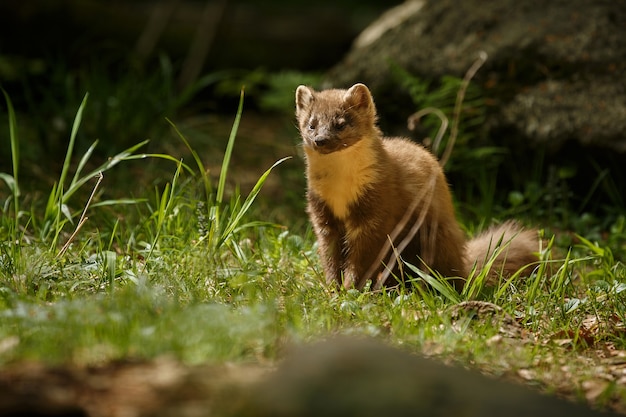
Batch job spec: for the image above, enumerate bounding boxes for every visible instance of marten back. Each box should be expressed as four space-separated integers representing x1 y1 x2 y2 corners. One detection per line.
381 137 468 287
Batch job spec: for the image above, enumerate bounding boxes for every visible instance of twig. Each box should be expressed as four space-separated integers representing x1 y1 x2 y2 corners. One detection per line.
406 51 488 168
407 107 449 156
442 51 488 167
57 172 104 258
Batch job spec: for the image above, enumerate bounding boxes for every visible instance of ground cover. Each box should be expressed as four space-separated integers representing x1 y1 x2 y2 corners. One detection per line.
1 88 626 416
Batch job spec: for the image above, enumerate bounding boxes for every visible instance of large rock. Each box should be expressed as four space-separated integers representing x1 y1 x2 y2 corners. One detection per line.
326 0 626 153
232 337 620 417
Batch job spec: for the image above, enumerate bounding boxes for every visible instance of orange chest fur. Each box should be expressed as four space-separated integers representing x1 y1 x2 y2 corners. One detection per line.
304 137 379 220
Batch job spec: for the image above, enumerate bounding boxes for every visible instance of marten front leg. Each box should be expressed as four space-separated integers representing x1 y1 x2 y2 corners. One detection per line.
307 194 344 287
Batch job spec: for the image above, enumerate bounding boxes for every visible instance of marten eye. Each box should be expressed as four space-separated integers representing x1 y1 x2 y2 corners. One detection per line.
308 119 317 130
334 117 348 130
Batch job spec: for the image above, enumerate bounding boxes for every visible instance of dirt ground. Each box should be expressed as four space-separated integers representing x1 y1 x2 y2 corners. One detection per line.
0 357 267 417
2 337 624 417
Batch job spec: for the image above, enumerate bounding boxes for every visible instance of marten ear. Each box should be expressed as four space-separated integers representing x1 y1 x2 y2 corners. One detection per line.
296 85 315 113
344 83 374 112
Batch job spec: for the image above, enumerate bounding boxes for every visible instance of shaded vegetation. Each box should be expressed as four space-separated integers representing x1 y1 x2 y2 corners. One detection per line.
1 80 626 414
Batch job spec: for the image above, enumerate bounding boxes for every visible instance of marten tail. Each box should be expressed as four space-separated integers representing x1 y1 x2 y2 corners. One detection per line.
464 221 540 285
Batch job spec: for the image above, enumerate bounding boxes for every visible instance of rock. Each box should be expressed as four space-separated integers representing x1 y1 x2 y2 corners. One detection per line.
326 0 626 154
232 336 620 417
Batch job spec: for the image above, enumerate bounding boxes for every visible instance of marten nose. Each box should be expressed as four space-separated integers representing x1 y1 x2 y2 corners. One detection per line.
314 136 330 147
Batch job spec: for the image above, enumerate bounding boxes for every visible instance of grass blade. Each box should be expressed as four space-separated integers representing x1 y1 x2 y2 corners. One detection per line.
219 157 290 245
58 93 89 199
167 118 212 201
405 262 461 303
217 88 244 205
2 88 19 193
69 140 99 190
1 88 21 239
146 160 184 261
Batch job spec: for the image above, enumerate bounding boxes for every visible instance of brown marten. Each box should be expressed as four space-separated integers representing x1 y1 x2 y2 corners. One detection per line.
295 83 538 291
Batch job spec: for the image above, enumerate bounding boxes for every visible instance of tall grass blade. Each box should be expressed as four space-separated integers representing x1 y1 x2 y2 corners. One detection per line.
217 89 244 205
69 140 99 191
551 247 572 296
219 157 290 246
63 140 152 203
43 94 88 234
105 250 117 291
58 93 89 200
146 160 183 261
575 234 604 257
405 262 461 304
167 118 213 201
1 88 20 237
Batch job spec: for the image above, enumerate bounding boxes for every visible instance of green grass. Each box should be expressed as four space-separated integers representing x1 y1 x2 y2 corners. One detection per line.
1 89 626 413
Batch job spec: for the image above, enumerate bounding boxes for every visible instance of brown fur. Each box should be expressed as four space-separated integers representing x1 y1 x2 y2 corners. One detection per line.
465 221 540 285
296 83 539 291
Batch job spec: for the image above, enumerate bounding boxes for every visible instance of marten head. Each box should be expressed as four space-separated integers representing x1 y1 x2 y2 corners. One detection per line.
295 83 381 154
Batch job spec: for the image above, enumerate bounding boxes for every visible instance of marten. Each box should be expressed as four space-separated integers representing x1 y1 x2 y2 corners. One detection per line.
295 83 539 291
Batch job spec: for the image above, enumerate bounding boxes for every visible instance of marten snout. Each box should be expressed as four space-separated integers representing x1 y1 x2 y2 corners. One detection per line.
314 136 330 147
311 136 340 154
307 131 344 154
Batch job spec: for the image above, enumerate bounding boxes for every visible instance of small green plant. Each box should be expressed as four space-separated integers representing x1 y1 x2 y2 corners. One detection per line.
2 92 188 246
0 89 20 247
168 89 289 259
0 91 193 297
391 59 495 167
392 57 509 222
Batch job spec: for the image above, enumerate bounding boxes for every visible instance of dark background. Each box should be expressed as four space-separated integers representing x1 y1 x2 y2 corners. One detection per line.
0 0 401 181
1 0 624 242
0 0 399 73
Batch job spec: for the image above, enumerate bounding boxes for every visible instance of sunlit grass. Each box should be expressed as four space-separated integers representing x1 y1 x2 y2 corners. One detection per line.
1 89 626 413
